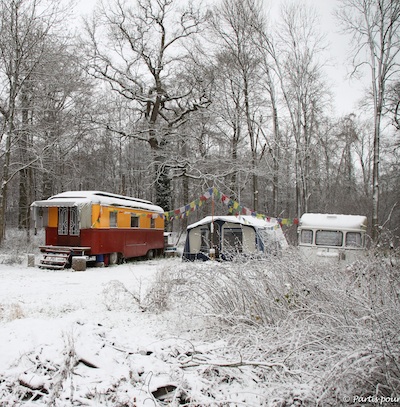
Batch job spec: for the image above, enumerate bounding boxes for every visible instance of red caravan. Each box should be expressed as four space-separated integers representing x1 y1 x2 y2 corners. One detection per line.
31 191 165 267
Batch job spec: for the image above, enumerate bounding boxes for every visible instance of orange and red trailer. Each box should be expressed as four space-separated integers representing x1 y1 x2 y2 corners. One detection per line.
31 191 165 268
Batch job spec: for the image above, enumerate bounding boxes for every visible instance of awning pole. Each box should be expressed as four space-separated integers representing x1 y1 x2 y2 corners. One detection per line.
210 190 215 260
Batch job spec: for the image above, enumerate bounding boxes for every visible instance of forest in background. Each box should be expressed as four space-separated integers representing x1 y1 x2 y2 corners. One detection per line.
0 0 399 246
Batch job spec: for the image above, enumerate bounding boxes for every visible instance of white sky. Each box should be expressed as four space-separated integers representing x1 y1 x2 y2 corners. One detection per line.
313 1 367 116
268 0 366 116
73 0 366 117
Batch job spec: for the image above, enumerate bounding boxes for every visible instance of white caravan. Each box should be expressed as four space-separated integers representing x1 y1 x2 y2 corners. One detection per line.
298 213 367 263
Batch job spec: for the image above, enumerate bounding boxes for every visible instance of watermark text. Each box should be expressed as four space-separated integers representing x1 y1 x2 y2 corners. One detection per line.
343 395 400 404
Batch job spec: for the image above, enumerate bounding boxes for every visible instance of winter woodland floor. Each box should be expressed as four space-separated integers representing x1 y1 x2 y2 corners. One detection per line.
0 235 399 406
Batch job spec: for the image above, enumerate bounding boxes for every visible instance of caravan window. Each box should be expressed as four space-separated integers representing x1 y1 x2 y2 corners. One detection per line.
316 230 343 246
69 207 79 236
223 228 243 253
301 229 313 244
58 207 68 235
346 232 362 247
200 228 210 252
131 214 139 228
110 211 117 228
58 207 79 235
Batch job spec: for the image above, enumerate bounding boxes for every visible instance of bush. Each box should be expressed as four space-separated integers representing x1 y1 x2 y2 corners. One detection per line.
150 252 400 405
0 228 43 265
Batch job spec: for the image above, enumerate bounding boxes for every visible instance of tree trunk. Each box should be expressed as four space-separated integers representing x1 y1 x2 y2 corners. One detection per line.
0 122 13 243
18 87 31 230
229 97 240 196
371 104 381 241
270 87 280 216
181 171 189 231
243 76 259 212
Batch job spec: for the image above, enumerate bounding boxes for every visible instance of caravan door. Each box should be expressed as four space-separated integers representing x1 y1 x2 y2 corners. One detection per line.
57 206 80 245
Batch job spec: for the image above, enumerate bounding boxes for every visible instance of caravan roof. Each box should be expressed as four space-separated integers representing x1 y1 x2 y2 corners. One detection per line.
299 213 367 230
31 191 164 213
187 215 279 230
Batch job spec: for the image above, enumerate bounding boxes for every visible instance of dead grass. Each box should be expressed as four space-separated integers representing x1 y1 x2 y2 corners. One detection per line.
0 303 25 321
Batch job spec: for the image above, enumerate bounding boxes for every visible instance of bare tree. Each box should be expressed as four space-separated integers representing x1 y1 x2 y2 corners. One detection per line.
32 40 96 198
336 0 400 240
243 2 283 216
207 0 267 212
272 2 330 216
83 0 210 209
0 0 68 243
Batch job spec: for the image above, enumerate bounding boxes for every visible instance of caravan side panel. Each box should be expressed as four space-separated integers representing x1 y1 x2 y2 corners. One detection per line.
182 225 211 261
188 226 203 254
242 225 256 253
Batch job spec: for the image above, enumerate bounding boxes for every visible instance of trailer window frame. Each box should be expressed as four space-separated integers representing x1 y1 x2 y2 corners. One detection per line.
315 230 343 247
300 229 313 245
69 206 79 236
130 214 139 228
58 207 68 235
110 211 118 228
200 228 210 252
345 231 363 248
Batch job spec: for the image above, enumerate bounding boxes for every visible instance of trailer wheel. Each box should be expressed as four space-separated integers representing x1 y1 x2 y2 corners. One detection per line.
146 249 154 259
109 252 118 265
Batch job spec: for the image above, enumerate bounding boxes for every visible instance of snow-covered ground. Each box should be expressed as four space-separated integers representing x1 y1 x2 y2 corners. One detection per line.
0 248 399 406
0 257 288 406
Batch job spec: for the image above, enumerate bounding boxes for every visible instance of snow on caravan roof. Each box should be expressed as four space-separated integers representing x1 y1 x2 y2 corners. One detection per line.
187 215 289 249
31 191 164 213
187 215 280 230
299 213 367 230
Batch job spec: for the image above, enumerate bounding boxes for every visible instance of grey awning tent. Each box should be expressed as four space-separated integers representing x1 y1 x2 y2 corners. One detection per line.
183 215 288 261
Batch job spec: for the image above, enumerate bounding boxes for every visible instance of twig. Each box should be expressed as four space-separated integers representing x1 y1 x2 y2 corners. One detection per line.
78 358 98 369
180 358 299 375
381 202 397 228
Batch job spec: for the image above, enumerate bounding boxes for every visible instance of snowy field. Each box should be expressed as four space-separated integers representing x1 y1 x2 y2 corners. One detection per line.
0 245 399 406
0 258 205 406
0 257 282 406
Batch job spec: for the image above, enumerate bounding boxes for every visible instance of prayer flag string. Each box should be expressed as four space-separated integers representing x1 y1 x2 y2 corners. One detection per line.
162 187 299 226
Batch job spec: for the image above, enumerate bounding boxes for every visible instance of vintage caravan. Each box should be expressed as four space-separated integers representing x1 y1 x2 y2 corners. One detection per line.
31 191 164 269
183 215 288 261
297 213 367 263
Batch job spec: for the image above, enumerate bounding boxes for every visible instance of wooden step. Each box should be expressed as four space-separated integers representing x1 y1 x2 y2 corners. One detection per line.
38 263 66 270
38 246 92 270
40 246 91 254
39 251 70 270
42 253 69 259
41 259 67 265
41 252 69 257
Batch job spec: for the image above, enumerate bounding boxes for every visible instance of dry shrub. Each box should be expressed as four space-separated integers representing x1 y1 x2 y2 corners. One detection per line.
0 229 44 265
144 269 175 312
153 252 400 405
102 272 173 313
0 303 25 321
8 303 24 320
102 280 145 311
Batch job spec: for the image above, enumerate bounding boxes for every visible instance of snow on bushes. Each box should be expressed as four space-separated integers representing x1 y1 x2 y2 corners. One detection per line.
158 253 400 405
